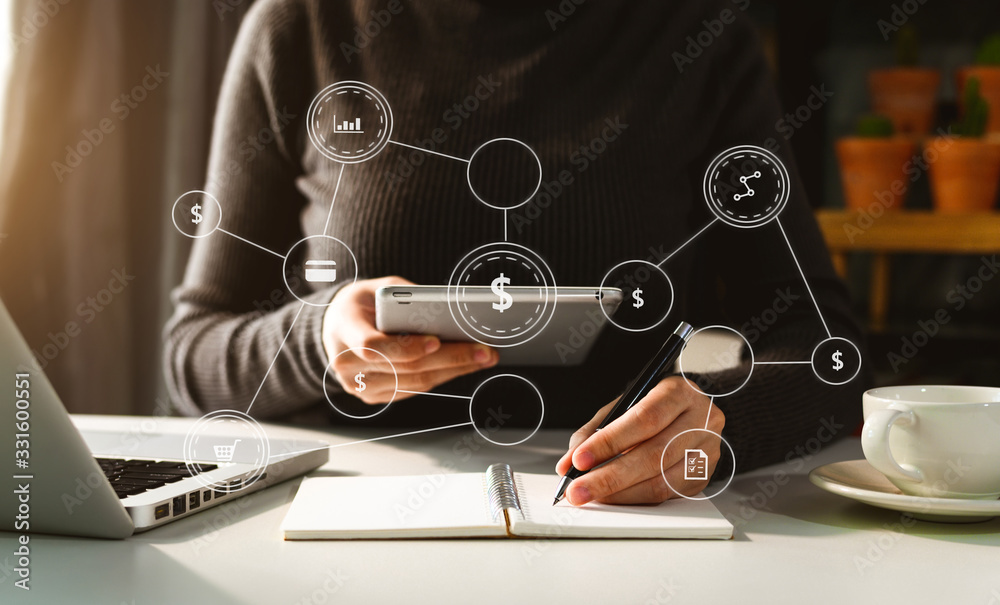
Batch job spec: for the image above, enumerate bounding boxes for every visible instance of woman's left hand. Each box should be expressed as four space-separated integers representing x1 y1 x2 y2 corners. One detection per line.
555 376 724 505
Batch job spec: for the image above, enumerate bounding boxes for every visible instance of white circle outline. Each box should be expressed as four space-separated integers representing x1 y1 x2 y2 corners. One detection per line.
454 251 548 342
281 234 359 307
702 144 790 229
678 324 755 398
468 374 545 446
306 81 393 164
172 190 222 239
466 138 543 211
183 410 270 492
447 242 558 348
322 347 398 419
598 260 675 333
810 337 862 386
661 428 735 501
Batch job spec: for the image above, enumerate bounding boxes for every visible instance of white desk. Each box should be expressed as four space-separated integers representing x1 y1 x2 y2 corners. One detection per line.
4 415 999 604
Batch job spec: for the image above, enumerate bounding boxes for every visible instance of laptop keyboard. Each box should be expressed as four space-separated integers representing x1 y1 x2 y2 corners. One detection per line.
95 458 218 499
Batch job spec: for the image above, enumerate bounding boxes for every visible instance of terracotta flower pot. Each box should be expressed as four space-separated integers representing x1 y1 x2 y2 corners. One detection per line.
956 66 1000 133
868 68 941 136
927 138 1000 212
836 137 918 211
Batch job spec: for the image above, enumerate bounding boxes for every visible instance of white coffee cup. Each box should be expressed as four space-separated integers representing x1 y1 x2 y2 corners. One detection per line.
861 385 1000 499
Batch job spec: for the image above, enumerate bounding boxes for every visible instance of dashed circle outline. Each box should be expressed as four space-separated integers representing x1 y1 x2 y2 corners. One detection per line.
183 409 270 493
660 428 736 501
447 242 558 348
281 234 359 307
466 138 543 211
811 337 862 386
306 81 393 164
172 190 222 239
469 374 545 446
323 347 398 420
678 324 755 398
598 260 674 333
703 144 790 229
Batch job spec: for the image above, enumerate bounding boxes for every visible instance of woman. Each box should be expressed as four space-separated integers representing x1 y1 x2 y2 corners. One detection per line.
165 0 864 506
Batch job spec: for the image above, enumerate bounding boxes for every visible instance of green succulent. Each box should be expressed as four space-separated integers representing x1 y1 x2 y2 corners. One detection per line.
975 34 1000 65
855 114 895 138
953 77 990 137
896 25 919 67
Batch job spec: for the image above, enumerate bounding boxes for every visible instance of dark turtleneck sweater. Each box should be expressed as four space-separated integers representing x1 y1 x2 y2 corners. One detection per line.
164 0 865 474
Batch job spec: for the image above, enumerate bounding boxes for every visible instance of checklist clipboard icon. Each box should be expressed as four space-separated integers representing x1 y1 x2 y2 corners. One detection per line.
684 449 708 481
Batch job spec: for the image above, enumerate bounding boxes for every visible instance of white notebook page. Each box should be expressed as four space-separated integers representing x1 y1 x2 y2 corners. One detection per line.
508 473 733 539
282 474 507 539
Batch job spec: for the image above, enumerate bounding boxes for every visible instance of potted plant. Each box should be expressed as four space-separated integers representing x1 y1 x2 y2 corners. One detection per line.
957 33 1000 134
928 78 1000 212
868 25 941 136
836 115 917 211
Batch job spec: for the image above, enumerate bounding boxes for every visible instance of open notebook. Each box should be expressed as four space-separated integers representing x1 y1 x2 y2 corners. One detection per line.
282 464 733 540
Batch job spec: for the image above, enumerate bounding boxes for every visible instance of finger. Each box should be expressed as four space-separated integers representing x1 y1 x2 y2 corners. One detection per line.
572 380 687 471
595 473 691 505
556 399 618 474
395 363 491 394
566 435 665 505
390 342 497 373
340 318 440 364
334 371 398 404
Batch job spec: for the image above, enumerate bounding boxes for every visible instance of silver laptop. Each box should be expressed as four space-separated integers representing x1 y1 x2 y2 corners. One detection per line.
0 298 329 538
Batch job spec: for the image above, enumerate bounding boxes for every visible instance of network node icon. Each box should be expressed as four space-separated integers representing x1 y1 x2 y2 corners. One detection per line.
703 145 790 228
306 81 393 164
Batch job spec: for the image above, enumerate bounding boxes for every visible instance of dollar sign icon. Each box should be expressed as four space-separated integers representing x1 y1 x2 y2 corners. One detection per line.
491 273 512 313
354 372 366 392
632 288 644 309
190 203 203 225
831 350 843 371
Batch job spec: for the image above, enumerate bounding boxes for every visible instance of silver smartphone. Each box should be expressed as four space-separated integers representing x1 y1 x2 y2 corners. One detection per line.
375 285 623 366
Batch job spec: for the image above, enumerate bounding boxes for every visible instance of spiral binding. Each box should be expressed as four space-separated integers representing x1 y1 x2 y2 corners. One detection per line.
485 463 522 521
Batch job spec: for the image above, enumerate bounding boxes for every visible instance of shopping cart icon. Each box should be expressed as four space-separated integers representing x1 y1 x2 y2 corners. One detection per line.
213 439 241 462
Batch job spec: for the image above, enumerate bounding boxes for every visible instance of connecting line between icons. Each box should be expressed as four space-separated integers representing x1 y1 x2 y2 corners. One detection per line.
704 396 714 429
658 218 719 267
217 228 286 260
323 163 346 236
753 360 812 365
245 302 305 415
388 139 470 164
266 421 475 460
396 389 473 401
503 209 508 242
775 217 832 339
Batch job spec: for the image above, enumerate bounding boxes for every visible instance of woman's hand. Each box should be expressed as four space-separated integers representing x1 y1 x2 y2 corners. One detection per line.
555 376 724 505
322 276 498 404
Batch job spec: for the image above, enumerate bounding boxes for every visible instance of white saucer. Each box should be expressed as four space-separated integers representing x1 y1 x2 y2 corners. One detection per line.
809 460 1000 523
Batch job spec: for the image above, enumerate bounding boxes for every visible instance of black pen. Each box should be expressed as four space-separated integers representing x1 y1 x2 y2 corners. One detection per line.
552 321 694 505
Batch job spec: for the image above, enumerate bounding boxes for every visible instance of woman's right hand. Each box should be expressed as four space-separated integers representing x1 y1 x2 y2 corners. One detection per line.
322 276 498 404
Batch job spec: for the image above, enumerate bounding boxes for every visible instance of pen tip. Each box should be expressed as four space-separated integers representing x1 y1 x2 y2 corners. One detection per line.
552 498 560 506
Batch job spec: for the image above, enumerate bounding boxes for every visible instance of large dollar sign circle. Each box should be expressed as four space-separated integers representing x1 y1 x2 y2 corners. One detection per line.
448 242 557 348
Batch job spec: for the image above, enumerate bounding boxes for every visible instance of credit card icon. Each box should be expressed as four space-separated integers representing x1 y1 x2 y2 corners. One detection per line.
305 260 337 283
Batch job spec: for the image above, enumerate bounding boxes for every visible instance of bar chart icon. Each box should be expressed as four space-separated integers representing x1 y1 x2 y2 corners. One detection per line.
334 115 364 134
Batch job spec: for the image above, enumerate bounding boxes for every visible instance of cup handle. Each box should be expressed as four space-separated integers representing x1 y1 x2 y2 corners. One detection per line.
861 405 924 483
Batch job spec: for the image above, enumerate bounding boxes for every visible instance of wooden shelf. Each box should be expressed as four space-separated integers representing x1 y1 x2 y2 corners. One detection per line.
815 210 1000 254
814 210 1000 332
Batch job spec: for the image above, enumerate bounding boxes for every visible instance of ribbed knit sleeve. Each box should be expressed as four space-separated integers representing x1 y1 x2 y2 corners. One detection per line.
164 0 334 419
